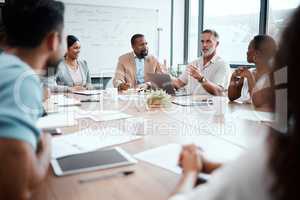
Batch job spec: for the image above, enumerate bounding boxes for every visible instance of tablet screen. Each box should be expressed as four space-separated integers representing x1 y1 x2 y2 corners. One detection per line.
54 148 134 174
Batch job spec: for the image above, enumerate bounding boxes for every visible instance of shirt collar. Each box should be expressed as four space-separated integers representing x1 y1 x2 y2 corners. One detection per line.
202 53 218 68
206 53 218 64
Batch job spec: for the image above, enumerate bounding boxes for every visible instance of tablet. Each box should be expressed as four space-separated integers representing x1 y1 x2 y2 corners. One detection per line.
51 147 137 176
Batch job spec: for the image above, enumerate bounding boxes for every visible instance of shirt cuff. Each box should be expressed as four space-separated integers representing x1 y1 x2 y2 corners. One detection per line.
115 80 124 88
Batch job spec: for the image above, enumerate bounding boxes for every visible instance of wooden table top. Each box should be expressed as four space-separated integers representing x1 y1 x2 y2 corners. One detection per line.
34 93 271 200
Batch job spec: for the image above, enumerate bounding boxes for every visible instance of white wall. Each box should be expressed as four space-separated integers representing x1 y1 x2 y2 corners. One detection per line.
61 0 177 72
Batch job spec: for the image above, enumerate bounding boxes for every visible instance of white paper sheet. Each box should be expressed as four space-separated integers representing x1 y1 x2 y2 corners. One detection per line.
49 95 81 106
45 106 81 114
37 113 78 129
135 140 244 177
135 144 210 180
79 110 133 122
52 127 142 158
135 144 183 174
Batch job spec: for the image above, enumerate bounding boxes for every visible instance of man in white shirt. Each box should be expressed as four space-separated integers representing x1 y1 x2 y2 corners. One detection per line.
173 29 230 96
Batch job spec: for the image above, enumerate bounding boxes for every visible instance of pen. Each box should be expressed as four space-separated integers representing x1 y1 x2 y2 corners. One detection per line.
80 99 100 102
78 170 134 184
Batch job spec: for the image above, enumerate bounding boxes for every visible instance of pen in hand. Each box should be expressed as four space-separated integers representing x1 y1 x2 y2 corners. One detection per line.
78 170 134 184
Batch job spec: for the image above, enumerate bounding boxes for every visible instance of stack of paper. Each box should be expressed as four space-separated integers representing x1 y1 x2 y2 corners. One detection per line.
52 127 142 158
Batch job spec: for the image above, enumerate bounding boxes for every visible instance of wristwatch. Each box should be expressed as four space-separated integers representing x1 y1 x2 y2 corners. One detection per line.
198 76 207 84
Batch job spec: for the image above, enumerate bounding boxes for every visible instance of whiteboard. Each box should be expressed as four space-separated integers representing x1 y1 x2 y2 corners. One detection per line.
64 3 159 76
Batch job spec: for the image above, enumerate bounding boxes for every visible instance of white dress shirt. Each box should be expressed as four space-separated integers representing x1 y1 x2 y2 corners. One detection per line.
179 55 230 95
68 66 83 86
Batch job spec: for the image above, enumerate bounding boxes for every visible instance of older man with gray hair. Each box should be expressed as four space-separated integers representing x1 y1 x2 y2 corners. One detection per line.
173 29 230 96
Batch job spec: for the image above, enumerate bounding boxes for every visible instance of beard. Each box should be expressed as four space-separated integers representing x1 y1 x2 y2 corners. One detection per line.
202 47 215 57
137 49 148 59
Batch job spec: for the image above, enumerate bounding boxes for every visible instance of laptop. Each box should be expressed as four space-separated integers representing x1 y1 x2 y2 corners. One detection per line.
147 73 190 96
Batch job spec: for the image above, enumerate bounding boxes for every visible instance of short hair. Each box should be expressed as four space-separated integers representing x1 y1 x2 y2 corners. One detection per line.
202 29 219 41
252 34 276 51
131 34 144 46
0 7 6 44
67 35 79 48
251 35 277 59
2 0 65 48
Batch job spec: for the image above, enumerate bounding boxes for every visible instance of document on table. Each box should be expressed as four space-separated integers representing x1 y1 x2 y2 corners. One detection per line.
135 144 183 174
135 140 244 178
78 110 133 122
37 113 78 129
49 95 81 106
134 144 210 180
72 90 103 96
45 106 81 115
51 127 142 158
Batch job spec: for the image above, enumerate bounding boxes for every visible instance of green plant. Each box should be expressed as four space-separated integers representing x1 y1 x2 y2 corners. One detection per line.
146 89 172 107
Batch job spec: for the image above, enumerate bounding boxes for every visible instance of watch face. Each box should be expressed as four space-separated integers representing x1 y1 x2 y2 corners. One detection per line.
199 76 206 83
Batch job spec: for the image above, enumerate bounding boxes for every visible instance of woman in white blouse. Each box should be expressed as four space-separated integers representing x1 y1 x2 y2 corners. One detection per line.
170 6 298 200
47 35 92 92
228 35 277 110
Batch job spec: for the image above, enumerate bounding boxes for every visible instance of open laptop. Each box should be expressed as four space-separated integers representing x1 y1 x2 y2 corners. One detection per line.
147 73 190 96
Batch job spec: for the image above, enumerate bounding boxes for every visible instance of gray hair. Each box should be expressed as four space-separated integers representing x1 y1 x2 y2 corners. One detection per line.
202 29 219 41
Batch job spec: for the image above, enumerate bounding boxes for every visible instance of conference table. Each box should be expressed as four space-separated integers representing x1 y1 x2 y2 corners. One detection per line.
32 91 271 200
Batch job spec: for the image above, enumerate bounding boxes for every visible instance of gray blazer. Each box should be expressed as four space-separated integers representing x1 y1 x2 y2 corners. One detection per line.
46 59 92 92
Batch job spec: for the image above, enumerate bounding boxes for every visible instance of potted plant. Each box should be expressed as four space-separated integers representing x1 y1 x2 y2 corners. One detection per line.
146 89 172 108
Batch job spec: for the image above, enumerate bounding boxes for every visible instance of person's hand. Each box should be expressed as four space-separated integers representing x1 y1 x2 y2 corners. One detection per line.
236 67 251 79
178 144 203 173
43 87 51 101
137 82 151 92
118 83 130 91
36 133 51 157
187 65 203 81
230 69 244 86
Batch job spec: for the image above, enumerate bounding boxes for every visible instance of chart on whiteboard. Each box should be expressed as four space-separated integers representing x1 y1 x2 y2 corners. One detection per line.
65 3 159 76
